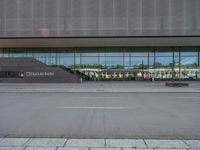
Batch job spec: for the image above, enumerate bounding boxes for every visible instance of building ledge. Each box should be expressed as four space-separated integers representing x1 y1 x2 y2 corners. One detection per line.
0 37 200 48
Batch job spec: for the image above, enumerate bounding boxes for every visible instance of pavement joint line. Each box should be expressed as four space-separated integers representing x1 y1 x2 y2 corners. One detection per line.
21 138 31 147
182 140 192 149
62 138 69 147
143 139 149 148
77 97 123 99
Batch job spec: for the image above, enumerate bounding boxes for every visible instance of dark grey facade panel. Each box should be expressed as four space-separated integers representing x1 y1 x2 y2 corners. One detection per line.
0 0 200 37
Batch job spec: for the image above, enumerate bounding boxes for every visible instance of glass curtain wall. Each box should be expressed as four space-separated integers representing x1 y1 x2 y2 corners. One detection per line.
180 47 199 80
154 48 173 80
0 47 199 81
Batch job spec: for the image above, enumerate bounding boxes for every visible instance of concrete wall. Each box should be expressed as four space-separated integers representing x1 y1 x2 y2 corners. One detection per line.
0 0 200 37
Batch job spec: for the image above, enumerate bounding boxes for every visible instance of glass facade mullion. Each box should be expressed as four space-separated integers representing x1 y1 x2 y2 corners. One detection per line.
123 48 125 67
178 47 181 79
147 48 149 69
198 47 200 67
98 48 100 66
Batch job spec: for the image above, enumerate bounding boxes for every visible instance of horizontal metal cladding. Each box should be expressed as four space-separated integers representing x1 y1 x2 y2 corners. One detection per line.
0 0 200 37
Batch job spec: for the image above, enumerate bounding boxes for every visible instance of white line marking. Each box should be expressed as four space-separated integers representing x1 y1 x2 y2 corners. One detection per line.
77 97 123 99
56 106 134 110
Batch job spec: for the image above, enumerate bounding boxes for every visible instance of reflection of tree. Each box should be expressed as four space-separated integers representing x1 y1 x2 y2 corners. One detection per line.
169 63 174 68
132 63 148 69
110 64 124 69
154 62 162 68
181 63 198 69
70 64 103 69
69 64 125 70
154 62 175 68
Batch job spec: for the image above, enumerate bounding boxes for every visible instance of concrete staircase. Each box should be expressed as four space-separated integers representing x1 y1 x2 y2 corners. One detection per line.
0 58 80 83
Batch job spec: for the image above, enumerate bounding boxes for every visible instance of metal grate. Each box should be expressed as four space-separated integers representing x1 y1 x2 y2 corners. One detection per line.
0 0 199 37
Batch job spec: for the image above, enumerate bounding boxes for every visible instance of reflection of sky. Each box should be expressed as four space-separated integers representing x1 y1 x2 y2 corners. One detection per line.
1 51 199 68
155 57 172 65
181 52 198 57
82 57 98 65
131 57 148 65
130 52 148 57
181 57 197 65
105 57 123 66
59 57 74 66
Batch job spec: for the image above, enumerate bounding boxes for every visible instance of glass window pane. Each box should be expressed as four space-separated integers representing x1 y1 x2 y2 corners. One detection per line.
181 52 198 57
75 52 81 57
155 57 173 68
106 52 124 57
181 56 198 68
149 51 154 57
124 52 130 57
149 57 154 69
131 57 148 68
181 47 198 55
81 57 99 65
81 52 99 57
131 52 148 57
99 49 106 57
106 57 123 66
181 48 198 68
57 52 74 57
78 48 99 57
126 48 148 57
75 56 81 65
155 48 173 57
99 57 106 66
59 56 74 67
124 57 130 67
105 48 124 56
174 47 180 57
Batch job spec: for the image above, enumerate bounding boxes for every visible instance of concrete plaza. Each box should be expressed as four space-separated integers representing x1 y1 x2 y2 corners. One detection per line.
0 88 200 138
0 138 200 150
0 81 200 93
0 82 200 149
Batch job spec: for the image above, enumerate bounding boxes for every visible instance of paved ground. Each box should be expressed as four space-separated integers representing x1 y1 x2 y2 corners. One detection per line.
0 138 200 150
0 81 200 93
0 92 200 139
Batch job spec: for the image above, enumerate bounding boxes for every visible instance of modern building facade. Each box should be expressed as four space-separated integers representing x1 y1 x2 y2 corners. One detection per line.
0 0 200 81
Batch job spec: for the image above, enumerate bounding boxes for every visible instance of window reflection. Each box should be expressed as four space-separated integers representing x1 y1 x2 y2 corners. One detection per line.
82 57 99 65
131 52 148 57
180 48 198 79
124 57 130 67
105 48 124 57
131 57 148 69
0 47 199 81
155 57 173 68
149 57 154 69
106 57 124 67
181 51 198 69
99 57 106 67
